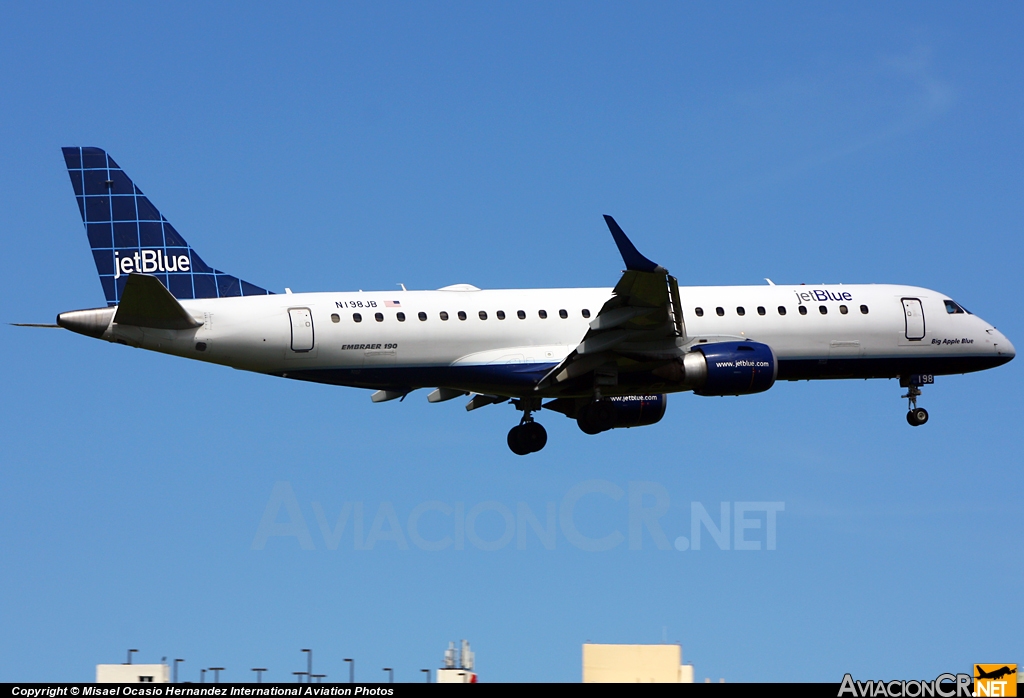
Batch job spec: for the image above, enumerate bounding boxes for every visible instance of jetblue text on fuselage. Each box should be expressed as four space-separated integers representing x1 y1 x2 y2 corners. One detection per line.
113 249 191 278
794 289 853 303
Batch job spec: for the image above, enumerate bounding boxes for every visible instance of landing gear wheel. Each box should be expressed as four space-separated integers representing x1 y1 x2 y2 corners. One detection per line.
906 408 929 426
507 421 547 455
507 425 530 455
521 421 547 452
901 379 930 427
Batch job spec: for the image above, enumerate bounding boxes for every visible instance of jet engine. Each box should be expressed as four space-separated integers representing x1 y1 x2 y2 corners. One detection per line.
653 341 777 396
546 394 668 435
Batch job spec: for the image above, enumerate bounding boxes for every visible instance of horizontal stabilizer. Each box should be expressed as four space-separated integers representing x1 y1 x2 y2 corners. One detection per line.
114 273 203 330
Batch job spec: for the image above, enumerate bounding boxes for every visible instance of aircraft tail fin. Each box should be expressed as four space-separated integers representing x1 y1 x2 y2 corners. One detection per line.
62 147 272 306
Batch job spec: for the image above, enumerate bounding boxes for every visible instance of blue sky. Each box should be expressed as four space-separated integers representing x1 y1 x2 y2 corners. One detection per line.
1 2 1021 683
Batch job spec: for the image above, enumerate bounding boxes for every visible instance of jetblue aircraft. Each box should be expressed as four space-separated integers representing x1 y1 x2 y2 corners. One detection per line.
44 147 1015 454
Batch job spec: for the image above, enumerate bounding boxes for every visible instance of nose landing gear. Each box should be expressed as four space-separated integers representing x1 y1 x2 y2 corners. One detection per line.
507 399 547 455
906 406 929 426
901 374 933 427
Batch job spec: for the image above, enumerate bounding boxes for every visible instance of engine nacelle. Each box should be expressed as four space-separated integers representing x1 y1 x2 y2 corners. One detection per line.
601 394 667 428
564 394 667 434
690 341 777 396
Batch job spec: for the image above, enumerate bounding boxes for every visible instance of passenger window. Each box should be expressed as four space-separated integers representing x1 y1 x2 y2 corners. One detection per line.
559 309 568 319
695 307 704 317
538 310 547 319
860 305 869 315
353 313 362 323
479 311 487 320
736 307 745 316
757 306 766 316
517 310 526 319
582 309 591 318
716 307 724 317
440 311 449 321
778 306 787 316
798 305 807 315
839 305 848 315
819 305 827 315
418 311 427 321
497 310 506 320
458 311 467 321
331 313 340 323
396 312 406 322
375 312 384 322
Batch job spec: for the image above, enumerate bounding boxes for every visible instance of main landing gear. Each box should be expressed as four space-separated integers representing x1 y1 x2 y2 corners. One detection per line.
507 399 547 455
901 374 932 427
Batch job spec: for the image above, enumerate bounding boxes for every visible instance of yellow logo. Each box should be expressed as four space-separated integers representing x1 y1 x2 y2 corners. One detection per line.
974 665 1017 697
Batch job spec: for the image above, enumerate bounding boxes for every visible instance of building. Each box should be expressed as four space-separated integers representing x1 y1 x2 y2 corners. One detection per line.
582 643 694 683
96 663 170 683
436 640 477 683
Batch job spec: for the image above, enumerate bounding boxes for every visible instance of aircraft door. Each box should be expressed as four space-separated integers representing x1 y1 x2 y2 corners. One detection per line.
288 307 315 352
902 298 925 341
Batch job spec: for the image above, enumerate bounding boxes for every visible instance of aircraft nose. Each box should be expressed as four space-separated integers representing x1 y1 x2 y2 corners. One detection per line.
994 329 1015 360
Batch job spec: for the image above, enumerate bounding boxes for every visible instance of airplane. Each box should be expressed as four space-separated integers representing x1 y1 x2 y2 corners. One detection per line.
975 666 1016 681
41 147 1015 455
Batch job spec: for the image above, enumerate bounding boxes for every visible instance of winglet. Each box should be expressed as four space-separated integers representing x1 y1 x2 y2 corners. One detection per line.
603 215 666 273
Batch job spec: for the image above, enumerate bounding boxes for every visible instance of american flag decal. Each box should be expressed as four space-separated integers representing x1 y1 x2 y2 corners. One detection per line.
385 300 401 308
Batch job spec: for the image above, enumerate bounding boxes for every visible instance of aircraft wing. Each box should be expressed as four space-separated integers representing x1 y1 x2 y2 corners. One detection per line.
536 216 685 394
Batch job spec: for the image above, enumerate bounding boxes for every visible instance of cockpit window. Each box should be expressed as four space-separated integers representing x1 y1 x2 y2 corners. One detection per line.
944 300 969 315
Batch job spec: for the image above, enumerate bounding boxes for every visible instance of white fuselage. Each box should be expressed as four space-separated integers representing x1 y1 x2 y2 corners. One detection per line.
97 282 1014 398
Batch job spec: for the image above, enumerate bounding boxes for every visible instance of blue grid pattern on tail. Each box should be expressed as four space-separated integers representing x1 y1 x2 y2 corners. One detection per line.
62 147 272 306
